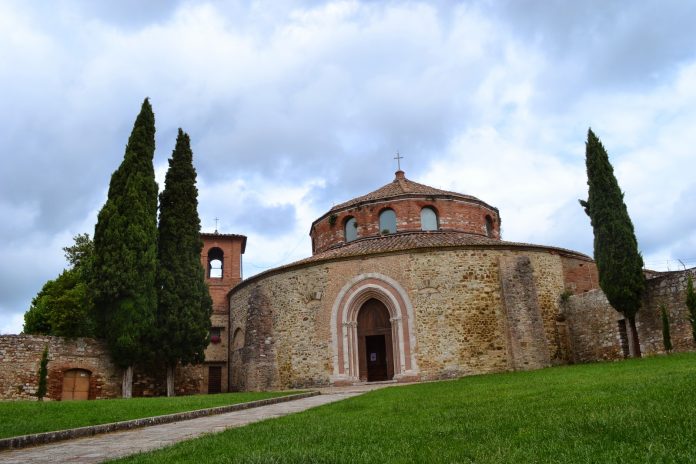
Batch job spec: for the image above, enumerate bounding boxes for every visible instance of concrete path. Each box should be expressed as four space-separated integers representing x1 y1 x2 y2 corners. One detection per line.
0 389 378 464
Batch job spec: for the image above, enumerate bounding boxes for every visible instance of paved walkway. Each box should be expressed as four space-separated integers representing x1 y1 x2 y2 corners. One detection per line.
0 385 390 464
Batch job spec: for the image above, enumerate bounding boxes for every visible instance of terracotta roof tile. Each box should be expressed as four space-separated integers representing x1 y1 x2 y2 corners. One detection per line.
329 171 481 212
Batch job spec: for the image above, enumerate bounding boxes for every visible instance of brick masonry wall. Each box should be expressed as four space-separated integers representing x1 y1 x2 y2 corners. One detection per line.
229 246 573 391
561 256 599 294
311 197 500 254
563 268 696 362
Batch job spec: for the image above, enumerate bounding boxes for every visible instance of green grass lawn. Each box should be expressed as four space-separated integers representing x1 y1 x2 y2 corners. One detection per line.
0 391 296 439
113 353 696 463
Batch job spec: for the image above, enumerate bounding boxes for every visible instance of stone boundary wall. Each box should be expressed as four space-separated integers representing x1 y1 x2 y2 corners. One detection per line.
0 335 120 400
563 268 696 362
0 391 318 450
0 335 210 400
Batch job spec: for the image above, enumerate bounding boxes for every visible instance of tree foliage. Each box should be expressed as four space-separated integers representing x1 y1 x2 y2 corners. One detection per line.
91 99 158 371
23 234 96 337
37 345 49 401
687 274 696 344
660 304 672 353
580 128 645 356
156 129 212 395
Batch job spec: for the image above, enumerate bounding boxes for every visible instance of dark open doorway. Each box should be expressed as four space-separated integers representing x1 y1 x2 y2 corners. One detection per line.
357 298 394 382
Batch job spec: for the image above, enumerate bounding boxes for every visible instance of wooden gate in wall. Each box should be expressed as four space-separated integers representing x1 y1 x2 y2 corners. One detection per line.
62 369 91 400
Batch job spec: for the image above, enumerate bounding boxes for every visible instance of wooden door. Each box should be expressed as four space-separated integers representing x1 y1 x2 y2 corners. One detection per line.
62 369 90 400
208 366 222 394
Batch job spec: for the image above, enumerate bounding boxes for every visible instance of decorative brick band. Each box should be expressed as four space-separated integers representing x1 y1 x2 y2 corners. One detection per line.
0 391 319 451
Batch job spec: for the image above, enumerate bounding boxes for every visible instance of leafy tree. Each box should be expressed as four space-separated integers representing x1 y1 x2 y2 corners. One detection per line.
23 234 96 337
687 274 696 345
580 128 645 357
660 304 672 353
23 269 95 337
156 129 212 396
92 99 158 398
37 346 49 401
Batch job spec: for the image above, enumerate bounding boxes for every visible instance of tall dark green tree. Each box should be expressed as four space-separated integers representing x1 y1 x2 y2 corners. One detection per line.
580 128 645 357
92 99 158 397
37 345 49 401
686 274 696 345
156 129 212 396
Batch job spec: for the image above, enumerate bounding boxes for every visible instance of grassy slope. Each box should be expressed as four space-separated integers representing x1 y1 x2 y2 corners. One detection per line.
0 391 294 439
115 354 696 464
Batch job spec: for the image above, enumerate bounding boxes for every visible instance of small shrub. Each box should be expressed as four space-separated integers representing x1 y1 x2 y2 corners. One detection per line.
661 304 672 353
328 214 337 227
37 346 49 401
560 289 573 303
687 275 696 345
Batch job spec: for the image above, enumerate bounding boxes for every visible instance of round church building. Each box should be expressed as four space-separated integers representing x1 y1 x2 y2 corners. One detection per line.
228 171 599 390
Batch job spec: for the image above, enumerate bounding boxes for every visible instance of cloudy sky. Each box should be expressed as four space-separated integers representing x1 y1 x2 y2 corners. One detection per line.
2 0 695 334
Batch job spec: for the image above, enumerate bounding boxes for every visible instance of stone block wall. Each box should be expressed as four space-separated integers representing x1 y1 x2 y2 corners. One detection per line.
0 335 120 400
229 245 577 391
562 268 696 362
0 335 210 400
499 256 551 370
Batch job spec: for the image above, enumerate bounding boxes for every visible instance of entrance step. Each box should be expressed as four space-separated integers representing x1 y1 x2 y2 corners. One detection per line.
351 379 398 386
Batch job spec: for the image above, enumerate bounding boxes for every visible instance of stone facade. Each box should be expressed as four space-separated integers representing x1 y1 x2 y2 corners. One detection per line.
228 243 592 391
562 268 696 362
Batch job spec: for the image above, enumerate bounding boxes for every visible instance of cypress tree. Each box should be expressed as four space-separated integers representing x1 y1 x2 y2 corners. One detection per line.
580 128 645 357
37 345 49 401
660 304 672 353
156 129 212 396
92 99 158 397
686 274 696 345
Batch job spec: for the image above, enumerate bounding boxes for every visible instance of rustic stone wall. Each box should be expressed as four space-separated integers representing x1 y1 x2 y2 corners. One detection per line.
563 268 696 362
0 335 120 400
0 335 210 400
499 256 551 370
229 245 579 391
311 197 500 254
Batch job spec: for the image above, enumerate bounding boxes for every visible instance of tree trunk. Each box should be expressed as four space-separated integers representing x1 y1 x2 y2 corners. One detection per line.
166 365 175 397
122 365 133 398
627 315 642 358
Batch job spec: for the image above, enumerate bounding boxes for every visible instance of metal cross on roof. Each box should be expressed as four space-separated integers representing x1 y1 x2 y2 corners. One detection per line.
214 217 219 233
394 151 404 171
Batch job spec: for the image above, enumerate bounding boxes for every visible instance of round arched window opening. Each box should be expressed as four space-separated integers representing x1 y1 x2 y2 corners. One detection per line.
420 207 438 231
208 247 224 279
379 209 397 234
485 215 494 237
345 217 358 242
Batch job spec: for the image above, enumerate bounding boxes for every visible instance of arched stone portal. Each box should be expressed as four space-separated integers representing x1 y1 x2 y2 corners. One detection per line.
357 299 393 381
331 273 418 384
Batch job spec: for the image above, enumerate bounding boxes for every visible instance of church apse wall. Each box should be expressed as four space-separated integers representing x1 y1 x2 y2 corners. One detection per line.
228 244 583 391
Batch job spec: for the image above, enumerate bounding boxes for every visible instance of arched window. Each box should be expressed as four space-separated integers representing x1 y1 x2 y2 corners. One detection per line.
344 217 358 242
420 207 438 231
485 215 494 237
208 247 224 279
379 209 397 234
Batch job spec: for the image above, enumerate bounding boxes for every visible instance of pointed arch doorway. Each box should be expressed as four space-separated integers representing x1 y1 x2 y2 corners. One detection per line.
357 299 394 382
